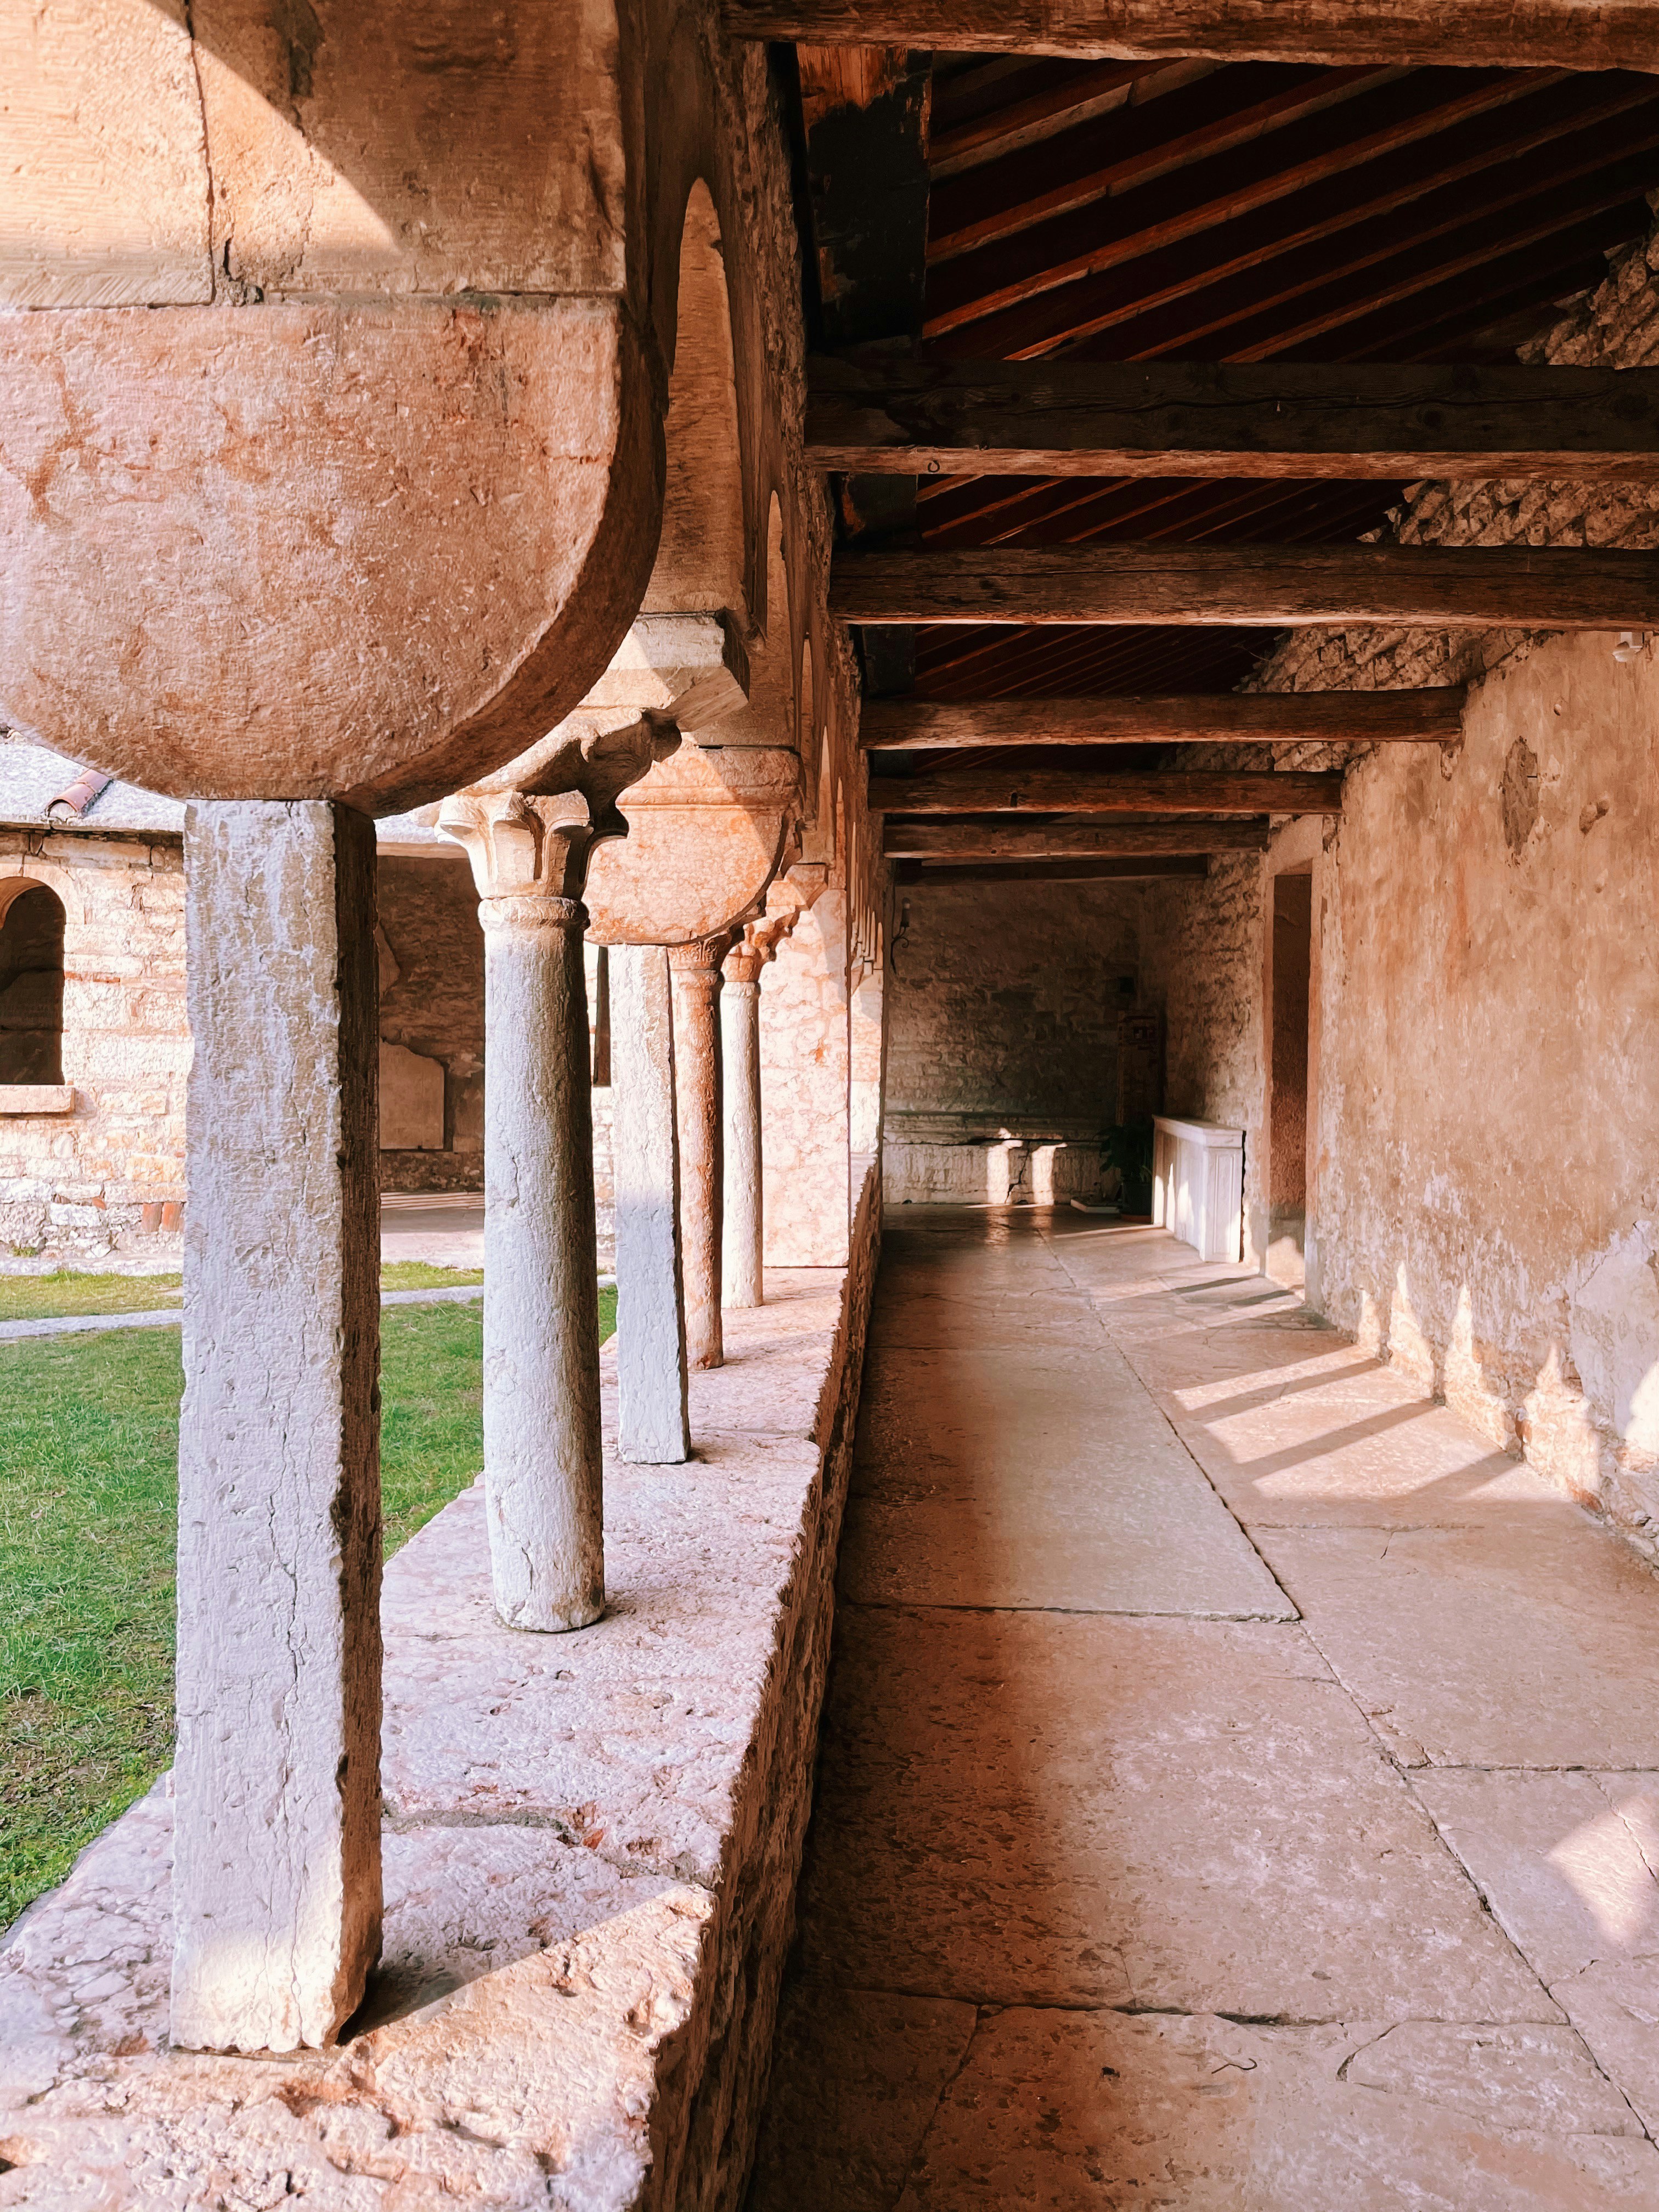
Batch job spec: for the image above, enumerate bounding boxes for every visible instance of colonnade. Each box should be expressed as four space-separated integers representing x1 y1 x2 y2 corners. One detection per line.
170 729 815 2055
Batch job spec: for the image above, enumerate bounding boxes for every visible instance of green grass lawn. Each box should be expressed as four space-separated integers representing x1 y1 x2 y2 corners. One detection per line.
0 1285 616 1929
0 1261 485 1325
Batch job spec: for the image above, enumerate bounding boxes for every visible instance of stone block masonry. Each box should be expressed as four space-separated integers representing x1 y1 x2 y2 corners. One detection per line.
0 832 187 1266
882 876 1145 1206
0 1170 881 2206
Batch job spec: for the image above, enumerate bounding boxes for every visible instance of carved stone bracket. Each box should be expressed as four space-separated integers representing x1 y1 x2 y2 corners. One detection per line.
438 711 680 901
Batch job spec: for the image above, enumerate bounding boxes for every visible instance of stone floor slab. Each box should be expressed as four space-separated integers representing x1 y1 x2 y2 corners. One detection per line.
795 1606 1554 2023
893 2009 1659 2211
745 1983 977 2212
1413 1769 1659 2135
839 1344 1292 1619
1259 1525 1659 1769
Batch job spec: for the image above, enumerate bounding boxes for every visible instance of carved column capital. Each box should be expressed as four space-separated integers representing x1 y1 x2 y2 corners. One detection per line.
438 711 679 902
668 934 734 986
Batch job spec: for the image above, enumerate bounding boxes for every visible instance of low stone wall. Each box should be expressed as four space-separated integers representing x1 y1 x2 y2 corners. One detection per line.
884 1136 1105 1207
0 1166 881 2208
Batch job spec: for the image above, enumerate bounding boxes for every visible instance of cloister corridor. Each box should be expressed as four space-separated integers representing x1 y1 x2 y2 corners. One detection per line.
749 1211 1659 2209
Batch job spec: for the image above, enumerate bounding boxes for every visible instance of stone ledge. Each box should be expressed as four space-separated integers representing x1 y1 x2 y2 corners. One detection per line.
0 1167 881 2210
0 1085 74 1116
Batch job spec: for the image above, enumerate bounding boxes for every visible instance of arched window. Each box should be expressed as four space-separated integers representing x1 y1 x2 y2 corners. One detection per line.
0 883 65 1085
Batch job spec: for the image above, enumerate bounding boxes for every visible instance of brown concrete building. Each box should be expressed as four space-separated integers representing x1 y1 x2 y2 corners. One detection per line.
3 10 1659 2206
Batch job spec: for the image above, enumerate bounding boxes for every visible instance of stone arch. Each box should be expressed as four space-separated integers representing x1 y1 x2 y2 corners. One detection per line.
644 178 746 619
0 881 65 1085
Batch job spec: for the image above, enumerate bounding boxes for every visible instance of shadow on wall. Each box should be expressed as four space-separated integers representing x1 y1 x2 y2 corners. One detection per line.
1357 1243 1659 1571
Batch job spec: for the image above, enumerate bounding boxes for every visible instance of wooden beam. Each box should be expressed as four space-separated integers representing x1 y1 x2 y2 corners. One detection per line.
895 855 1212 885
725 3 1659 73
859 689 1466 748
831 545 1659 629
807 359 1659 482
885 820 1273 859
871 769 1342 814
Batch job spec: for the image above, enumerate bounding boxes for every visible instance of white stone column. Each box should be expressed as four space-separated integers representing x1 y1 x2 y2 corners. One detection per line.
173 801 381 2055
720 942 765 1310
670 938 726 1368
477 888 603 1629
612 943 691 1462
439 719 678 1627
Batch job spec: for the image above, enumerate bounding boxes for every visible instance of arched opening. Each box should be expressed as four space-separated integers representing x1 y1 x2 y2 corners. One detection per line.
645 179 746 618
0 883 65 1085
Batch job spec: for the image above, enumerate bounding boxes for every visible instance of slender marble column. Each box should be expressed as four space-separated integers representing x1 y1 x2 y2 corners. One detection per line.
477 890 603 1629
612 944 691 1461
720 943 765 1310
439 717 676 1623
173 800 381 2054
670 939 726 1368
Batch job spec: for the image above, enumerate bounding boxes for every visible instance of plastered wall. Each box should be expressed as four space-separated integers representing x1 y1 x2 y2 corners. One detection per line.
1219 214 1659 1564
1302 637 1659 1559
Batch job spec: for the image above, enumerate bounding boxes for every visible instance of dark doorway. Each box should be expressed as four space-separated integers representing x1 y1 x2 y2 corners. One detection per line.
0 885 66 1085
1268 873 1312 1286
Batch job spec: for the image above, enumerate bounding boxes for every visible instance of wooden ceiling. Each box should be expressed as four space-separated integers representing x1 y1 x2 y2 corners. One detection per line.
815 53 1659 702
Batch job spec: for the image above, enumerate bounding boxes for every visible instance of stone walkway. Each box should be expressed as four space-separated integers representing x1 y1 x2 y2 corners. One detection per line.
748 1208 1659 2210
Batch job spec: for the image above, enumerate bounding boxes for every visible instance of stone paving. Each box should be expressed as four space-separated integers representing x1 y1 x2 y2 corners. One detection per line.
749 1208 1659 2210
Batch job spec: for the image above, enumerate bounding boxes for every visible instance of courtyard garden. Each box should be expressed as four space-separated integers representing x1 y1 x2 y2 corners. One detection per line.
0 1280 616 1927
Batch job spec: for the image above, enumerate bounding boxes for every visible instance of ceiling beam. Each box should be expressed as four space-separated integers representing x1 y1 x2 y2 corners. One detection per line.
831 545 1659 629
885 820 1273 859
894 856 1212 884
807 359 1659 482
859 689 1465 747
725 3 1659 73
870 768 1342 814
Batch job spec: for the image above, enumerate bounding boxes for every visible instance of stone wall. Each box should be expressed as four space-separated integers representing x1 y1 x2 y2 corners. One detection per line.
883 878 1141 1205
0 832 187 1266
1231 214 1659 1565
377 854 486 1195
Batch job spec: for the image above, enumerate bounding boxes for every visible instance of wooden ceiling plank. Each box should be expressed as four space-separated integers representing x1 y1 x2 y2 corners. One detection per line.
860 690 1466 747
1081 96 1659 360
923 70 1549 336
924 76 1654 359
884 817 1276 859
929 59 1173 177
928 63 1380 265
1222 162 1659 359
870 767 1344 811
725 3 1659 75
835 544 1659 628
1313 215 1651 363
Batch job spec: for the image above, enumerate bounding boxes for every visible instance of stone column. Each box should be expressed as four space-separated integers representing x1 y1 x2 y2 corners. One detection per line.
670 938 726 1368
611 943 691 1462
439 717 678 1625
173 801 381 2055
720 941 765 1310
